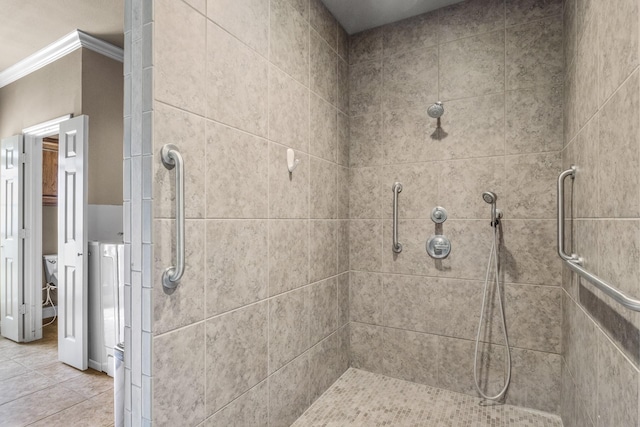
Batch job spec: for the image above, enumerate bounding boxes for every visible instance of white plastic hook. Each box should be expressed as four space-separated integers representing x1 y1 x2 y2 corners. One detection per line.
287 148 300 173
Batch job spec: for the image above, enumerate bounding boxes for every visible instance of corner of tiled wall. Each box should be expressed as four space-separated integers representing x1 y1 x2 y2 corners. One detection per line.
561 0 640 425
124 0 154 425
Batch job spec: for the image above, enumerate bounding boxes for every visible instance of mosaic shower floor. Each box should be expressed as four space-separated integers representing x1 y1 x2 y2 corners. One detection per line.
293 368 563 427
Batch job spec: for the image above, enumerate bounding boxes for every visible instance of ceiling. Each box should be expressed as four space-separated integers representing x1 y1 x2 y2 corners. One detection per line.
323 0 464 34
0 0 124 71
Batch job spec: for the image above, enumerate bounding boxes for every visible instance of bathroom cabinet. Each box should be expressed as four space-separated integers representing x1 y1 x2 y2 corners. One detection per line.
42 137 58 206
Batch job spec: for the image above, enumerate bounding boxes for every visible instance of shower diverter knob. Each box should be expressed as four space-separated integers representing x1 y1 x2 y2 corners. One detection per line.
426 235 451 259
431 206 448 223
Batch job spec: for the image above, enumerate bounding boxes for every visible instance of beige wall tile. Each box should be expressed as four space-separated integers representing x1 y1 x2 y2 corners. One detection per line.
382 219 440 276
350 113 383 167
337 112 350 166
309 332 341 403
207 0 269 56
310 94 337 162
310 220 338 282
153 103 206 219
269 288 309 373
349 271 383 324
382 46 438 111
598 71 640 218
206 302 268 414
270 0 310 86
337 25 349 61
310 0 337 49
153 220 205 334
338 58 349 114
573 117 598 218
506 16 563 90
563 0 577 66
350 322 384 371
349 167 381 219
337 273 349 326
349 60 382 116
508 348 561 413
269 143 310 218
310 157 337 219
206 121 268 218
311 31 338 105
576 15 597 128
505 0 563 27
153 323 205 425
269 66 310 153
207 22 268 136
155 0 206 114
349 27 384 65
383 108 442 164
382 163 438 219
337 166 350 218
272 0 309 20
269 220 309 296
205 220 268 316
350 220 383 271
506 86 563 155
440 30 505 100
206 381 268 427
439 0 504 42
337 220 350 273
269 355 310 427
310 277 338 345
383 12 438 56
383 327 438 386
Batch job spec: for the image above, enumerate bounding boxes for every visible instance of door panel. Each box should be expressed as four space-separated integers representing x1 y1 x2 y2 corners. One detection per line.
57 116 88 370
0 135 23 342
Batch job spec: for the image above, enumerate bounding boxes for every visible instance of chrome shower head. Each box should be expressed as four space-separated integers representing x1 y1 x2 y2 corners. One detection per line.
482 191 497 204
427 101 444 118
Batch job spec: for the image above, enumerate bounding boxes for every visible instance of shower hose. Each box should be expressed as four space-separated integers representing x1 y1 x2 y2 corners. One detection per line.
473 224 511 402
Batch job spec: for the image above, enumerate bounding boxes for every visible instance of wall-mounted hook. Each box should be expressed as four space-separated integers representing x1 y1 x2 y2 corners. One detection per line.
287 148 300 173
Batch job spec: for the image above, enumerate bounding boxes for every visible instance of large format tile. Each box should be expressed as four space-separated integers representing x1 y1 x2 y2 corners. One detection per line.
383 108 441 164
310 30 337 106
310 94 337 162
349 220 383 272
505 0 563 26
439 0 504 42
309 332 341 403
350 113 383 167
155 0 205 114
310 220 338 282
382 219 440 276
506 86 563 155
337 112 350 167
598 71 640 218
270 0 309 86
309 278 338 345
269 288 309 373
0 385 84 427
506 15 563 90
576 15 597 128
206 302 268 414
206 381 268 427
310 157 337 219
383 327 438 386
269 355 310 427
337 220 350 273
574 116 598 218
349 271 384 325
310 0 337 48
153 220 205 334
381 163 438 219
153 323 206 425
30 390 113 427
350 322 384 372
382 46 438 111
269 66 310 153
205 220 268 316
337 273 349 326
508 348 561 413
338 58 349 114
206 120 268 218
269 142 310 218
349 167 381 219
349 27 383 65
207 0 268 56
597 0 639 103
153 103 206 219
269 220 309 296
383 11 438 56
207 22 268 136
349 61 383 116
440 31 505 100
504 152 561 219
0 371 55 405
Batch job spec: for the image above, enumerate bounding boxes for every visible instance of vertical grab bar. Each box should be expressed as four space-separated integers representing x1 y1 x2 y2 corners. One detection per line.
557 166 579 263
161 144 185 292
392 182 403 253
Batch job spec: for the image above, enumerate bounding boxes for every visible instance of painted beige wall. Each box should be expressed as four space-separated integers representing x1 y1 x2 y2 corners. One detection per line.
82 49 124 205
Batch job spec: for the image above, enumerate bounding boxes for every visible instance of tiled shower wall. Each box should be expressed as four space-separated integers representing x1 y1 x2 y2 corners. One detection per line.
347 0 565 414
149 0 349 425
561 0 640 425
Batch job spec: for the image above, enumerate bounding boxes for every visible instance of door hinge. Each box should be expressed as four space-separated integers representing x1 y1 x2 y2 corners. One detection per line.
19 229 28 239
19 304 26 315
19 153 26 164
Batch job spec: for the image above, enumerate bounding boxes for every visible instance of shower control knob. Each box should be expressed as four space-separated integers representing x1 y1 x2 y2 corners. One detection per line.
426 235 451 259
431 207 448 224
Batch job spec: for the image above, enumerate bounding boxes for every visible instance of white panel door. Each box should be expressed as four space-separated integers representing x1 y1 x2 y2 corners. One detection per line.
58 116 88 370
0 135 24 342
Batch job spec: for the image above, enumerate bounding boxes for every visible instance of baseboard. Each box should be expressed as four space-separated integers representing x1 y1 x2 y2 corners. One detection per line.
42 306 57 319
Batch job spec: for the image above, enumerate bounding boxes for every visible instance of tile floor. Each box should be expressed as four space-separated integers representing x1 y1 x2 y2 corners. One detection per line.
0 321 114 426
293 368 563 427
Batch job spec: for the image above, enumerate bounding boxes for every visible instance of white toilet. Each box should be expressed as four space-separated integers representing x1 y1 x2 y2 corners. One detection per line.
43 255 58 286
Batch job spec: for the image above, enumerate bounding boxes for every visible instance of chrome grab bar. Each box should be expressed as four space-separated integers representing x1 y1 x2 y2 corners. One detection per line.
161 144 185 292
557 166 579 262
558 166 640 312
392 182 403 253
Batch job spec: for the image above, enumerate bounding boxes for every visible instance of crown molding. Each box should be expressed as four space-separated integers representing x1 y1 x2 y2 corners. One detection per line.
0 30 124 89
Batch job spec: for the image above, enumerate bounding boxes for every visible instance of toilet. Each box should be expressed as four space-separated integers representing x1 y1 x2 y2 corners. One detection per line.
43 255 58 286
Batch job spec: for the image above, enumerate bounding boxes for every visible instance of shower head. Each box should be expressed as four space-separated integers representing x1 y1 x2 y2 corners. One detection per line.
482 191 497 204
427 101 444 118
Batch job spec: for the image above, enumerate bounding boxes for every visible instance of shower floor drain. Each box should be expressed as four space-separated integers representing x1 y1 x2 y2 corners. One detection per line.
292 368 563 427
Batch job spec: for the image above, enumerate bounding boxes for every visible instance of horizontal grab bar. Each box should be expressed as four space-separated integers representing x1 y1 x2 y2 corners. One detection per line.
564 260 640 312
558 167 640 312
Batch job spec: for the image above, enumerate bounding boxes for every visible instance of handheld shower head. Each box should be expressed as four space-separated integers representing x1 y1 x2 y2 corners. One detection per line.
427 101 444 118
482 191 497 204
